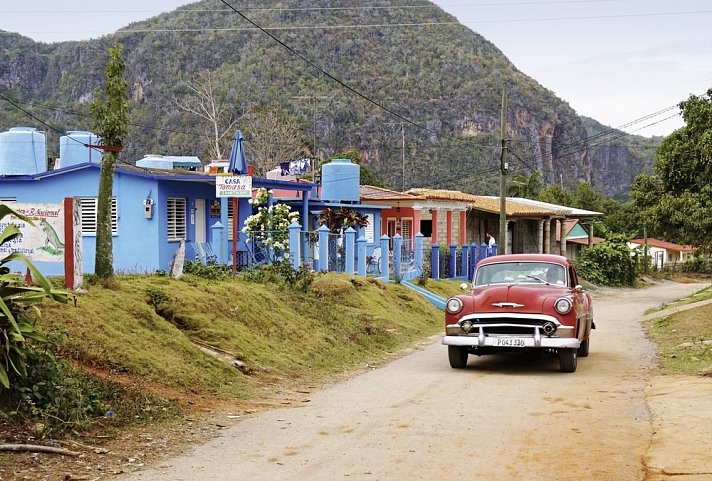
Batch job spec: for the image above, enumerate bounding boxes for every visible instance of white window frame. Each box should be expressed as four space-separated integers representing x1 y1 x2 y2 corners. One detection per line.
79 197 118 236
364 213 375 243
167 197 187 242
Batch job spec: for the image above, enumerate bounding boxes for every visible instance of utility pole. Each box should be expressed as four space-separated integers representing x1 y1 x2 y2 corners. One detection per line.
401 123 406 191
499 89 508 254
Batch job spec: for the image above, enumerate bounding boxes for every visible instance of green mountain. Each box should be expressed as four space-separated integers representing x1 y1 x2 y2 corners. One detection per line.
0 0 659 196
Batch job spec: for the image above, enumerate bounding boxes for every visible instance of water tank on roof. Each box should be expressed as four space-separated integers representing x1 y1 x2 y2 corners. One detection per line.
0 127 47 176
58 131 102 167
136 154 172 169
321 158 360 203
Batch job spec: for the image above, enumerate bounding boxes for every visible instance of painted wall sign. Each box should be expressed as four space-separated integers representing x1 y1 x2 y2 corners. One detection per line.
0 202 65 262
216 175 252 198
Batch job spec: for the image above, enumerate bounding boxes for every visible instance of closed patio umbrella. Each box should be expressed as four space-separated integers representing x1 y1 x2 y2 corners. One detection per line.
227 129 248 174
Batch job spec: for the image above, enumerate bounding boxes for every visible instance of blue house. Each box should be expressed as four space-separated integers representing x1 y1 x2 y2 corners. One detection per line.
0 161 315 276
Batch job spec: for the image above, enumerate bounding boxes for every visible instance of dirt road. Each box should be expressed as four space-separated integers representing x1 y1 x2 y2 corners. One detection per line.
116 281 709 481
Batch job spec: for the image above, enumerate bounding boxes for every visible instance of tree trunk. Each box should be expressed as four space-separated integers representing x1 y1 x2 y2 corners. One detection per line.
95 151 116 278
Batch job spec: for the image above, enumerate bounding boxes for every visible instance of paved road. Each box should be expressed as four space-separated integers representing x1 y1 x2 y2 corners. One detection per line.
116 281 706 481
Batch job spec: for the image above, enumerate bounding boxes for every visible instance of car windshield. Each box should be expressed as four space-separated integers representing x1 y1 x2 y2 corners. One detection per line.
474 262 566 286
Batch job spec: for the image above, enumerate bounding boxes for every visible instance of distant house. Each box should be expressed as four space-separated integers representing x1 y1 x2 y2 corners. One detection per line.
627 238 695 269
361 186 603 257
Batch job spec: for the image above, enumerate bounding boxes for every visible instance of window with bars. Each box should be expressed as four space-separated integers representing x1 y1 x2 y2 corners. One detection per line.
79 197 118 236
167 197 187 241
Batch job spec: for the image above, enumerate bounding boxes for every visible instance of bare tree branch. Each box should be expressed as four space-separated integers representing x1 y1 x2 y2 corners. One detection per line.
174 71 248 160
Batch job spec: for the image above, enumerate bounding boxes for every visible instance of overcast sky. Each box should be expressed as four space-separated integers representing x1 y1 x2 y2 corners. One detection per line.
1 0 710 136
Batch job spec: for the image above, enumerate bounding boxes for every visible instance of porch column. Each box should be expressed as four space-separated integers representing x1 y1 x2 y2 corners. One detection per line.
559 220 567 257
459 210 467 245
431 209 439 245
445 210 453 246
413 208 422 237
588 222 594 247
537 219 545 254
544 218 551 254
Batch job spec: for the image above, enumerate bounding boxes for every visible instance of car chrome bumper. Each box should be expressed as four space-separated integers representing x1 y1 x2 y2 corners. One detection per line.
442 325 580 349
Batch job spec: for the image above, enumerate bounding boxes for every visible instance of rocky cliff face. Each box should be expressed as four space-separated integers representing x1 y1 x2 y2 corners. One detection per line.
0 2 657 197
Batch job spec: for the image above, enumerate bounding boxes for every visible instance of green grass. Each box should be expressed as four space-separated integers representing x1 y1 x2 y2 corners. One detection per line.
413 278 466 299
38 273 444 402
645 303 712 377
644 284 712 315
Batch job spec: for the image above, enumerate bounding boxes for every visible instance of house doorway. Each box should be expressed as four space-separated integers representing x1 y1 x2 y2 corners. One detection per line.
195 199 206 243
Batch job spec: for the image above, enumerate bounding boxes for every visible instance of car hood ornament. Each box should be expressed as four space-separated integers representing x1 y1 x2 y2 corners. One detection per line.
491 302 525 308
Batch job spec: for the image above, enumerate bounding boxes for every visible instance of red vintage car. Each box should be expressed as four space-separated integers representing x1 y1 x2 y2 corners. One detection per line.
442 254 594 372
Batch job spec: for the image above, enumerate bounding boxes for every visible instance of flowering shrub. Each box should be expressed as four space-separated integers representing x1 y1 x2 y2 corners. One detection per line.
242 188 300 259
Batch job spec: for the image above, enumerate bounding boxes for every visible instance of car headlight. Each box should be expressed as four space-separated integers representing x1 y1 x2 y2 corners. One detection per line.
554 297 572 314
446 297 463 314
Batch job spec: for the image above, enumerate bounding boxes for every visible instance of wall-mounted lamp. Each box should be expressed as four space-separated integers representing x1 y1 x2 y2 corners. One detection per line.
429 208 433 214
396 202 401 213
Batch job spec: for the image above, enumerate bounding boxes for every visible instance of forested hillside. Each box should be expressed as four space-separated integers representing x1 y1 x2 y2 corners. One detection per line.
0 0 658 196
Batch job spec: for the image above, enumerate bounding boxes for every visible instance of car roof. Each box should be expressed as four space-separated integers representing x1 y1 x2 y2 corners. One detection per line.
477 254 570 267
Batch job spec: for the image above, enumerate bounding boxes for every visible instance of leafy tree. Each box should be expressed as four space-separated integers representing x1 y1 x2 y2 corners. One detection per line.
631 89 712 249
89 43 129 279
0 205 70 389
538 185 573 206
507 172 541 199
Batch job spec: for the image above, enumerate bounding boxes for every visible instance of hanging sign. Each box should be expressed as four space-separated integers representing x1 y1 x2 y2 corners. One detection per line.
216 174 252 198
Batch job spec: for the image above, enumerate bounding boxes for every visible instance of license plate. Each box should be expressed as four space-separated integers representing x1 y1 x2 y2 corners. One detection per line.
495 338 526 347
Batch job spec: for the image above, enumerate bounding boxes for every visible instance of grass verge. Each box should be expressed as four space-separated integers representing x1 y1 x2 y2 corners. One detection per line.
645 302 712 377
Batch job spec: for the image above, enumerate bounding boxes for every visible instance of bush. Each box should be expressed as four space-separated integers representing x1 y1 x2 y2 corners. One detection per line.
242 262 314 291
681 255 712 274
183 259 233 280
574 236 640 286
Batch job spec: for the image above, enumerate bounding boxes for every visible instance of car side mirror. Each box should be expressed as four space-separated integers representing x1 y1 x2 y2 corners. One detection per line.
460 282 469 291
574 285 584 293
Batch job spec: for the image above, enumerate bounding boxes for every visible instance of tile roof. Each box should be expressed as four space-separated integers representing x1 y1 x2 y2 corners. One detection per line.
360 185 425 200
628 239 695 252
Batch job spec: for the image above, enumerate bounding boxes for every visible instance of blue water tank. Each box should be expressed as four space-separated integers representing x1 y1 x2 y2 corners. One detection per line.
58 130 102 167
0 127 47 176
321 158 360 203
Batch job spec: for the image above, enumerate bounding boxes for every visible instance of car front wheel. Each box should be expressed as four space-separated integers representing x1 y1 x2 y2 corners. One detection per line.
448 346 468 368
559 348 578 372
578 338 590 357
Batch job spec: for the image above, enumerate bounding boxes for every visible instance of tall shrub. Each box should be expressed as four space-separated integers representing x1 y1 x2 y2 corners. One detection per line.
574 236 640 286
0 205 71 389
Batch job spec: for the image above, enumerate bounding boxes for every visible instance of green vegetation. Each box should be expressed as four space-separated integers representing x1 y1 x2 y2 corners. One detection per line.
632 89 712 251
573 236 640 286
645 302 712 377
0 0 654 196
90 43 129 279
10 271 443 435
